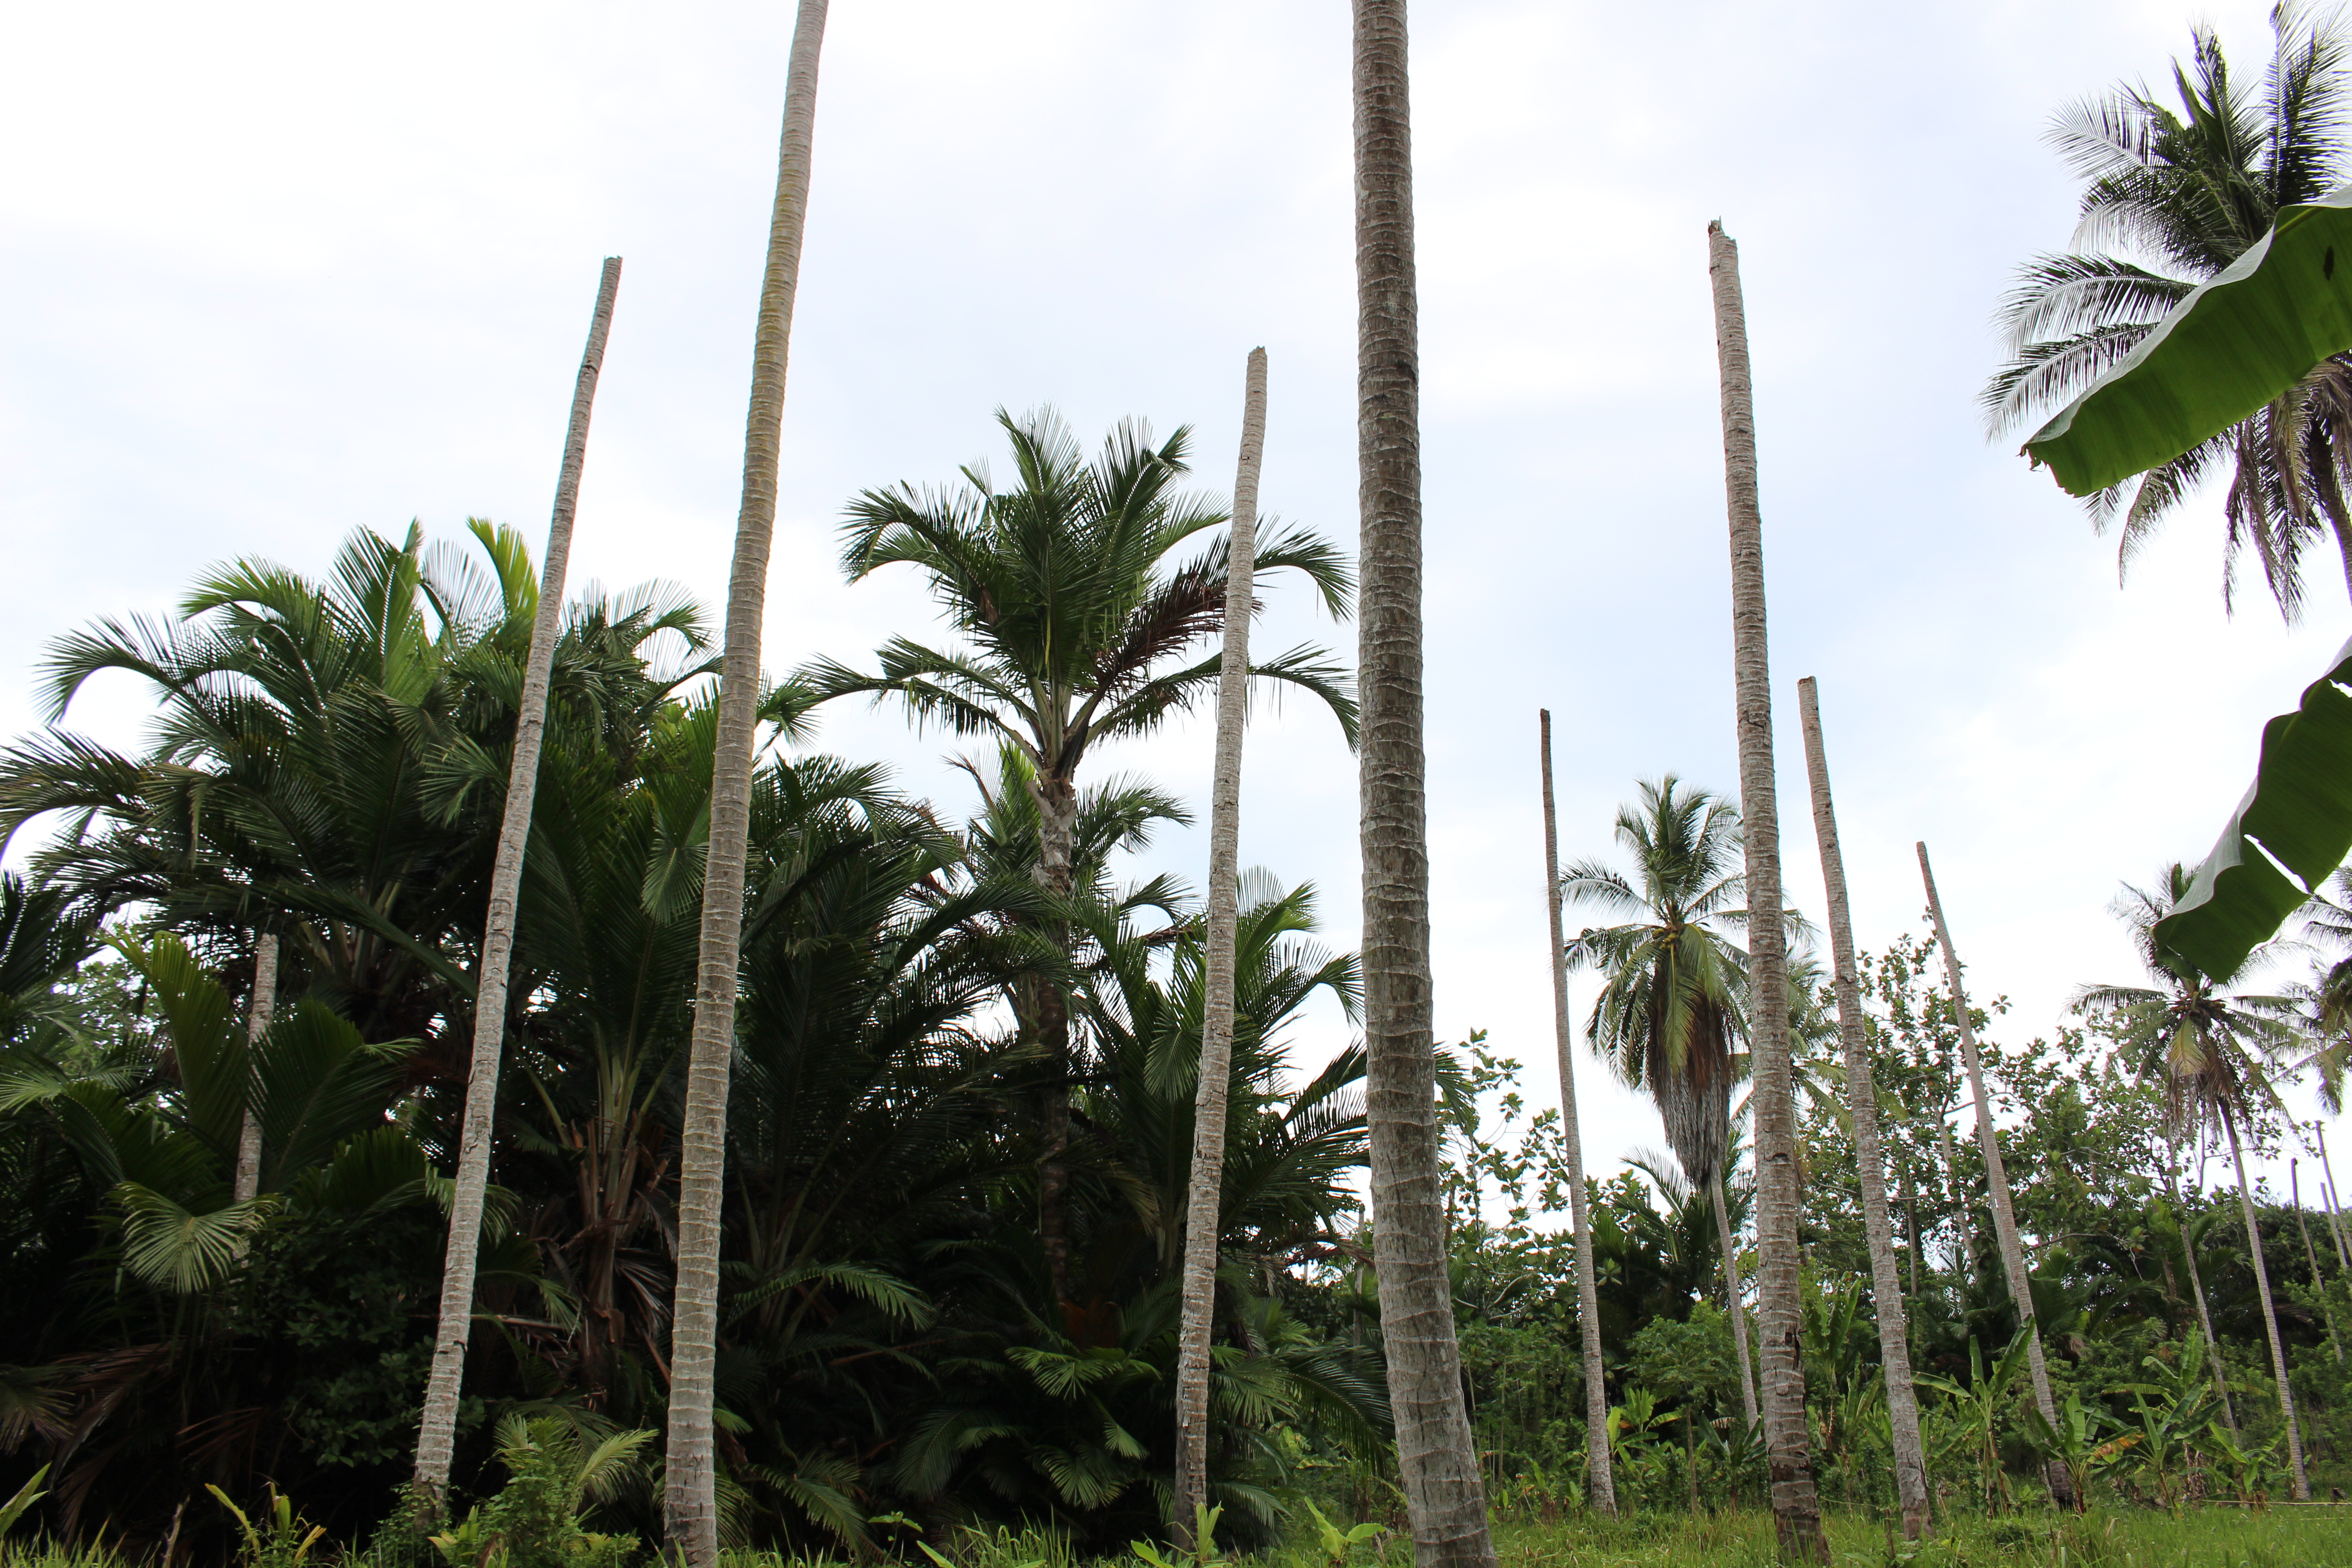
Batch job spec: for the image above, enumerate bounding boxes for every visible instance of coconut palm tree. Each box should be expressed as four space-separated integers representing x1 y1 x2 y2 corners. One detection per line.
1708 219 1825 1559
1560 776 1761 1433
2075 863 2313 1499
668 2 832 1557
1985 4 2352 616
1350 5 1494 1563
807 407 1353 1307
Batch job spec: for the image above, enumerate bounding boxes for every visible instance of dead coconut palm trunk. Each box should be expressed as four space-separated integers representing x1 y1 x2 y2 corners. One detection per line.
2291 1161 2344 1362
1171 347 1270 1541
2319 1127 2352 1267
233 935 277 1204
2221 1102 2311 1499
1352 7 1495 1566
666 6 828 1559
1705 219 1827 1562
1708 1169 1761 1433
413 253 622 1504
2170 1152 2239 1437
1539 709 1616 1521
1916 842 2076 1510
1795 677 1929 1539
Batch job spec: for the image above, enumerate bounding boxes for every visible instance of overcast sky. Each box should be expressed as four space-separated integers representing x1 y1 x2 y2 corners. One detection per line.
7 0 2347 1206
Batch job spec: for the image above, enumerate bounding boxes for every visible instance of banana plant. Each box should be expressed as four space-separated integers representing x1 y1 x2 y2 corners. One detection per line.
2019 1391 2129 1514
1919 1329 2034 1514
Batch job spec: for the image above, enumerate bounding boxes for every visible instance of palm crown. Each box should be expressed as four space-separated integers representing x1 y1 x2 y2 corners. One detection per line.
1561 776 1750 1188
1985 5 2352 617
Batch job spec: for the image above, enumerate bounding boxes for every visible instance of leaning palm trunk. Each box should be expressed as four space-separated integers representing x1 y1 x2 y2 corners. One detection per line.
1916 843 2075 1510
1538 710 1615 1520
666 7 828 1559
2170 1155 2239 1436
1707 1169 1761 1432
2222 1103 2311 1499
1171 347 1269 1539
233 935 278 1204
1796 677 1929 1538
2321 1129 2352 1268
413 254 622 1503
1705 219 1827 1562
2291 1161 2344 1362
1352 7 1494 1566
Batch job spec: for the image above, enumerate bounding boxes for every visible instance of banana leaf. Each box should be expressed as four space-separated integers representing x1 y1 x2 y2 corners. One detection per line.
2023 186 2352 495
2155 632 2352 978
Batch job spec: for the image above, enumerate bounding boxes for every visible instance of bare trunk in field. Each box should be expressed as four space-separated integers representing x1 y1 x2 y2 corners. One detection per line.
234 935 277 1204
666 6 828 1559
2291 1161 2344 1362
412 255 622 1504
1796 677 1928 1539
1708 1170 1760 1433
2322 1130 2352 1269
1352 7 1494 1565
2223 1103 2310 1499
1705 219 1826 1562
1171 348 1270 1540
1916 843 2076 1510
2171 1156 2239 1437
1538 710 1615 1521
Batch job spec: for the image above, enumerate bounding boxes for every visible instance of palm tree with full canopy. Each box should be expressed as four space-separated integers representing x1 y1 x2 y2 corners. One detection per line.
1561 776 1761 1432
807 407 1355 1304
2073 863 2313 1498
1986 3 2352 616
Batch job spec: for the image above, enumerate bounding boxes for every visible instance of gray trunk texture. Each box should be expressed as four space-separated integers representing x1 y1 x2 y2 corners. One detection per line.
1538 710 1615 1520
665 6 828 1558
1916 842 2076 1510
1795 677 1928 1538
2171 1156 2239 1436
234 934 278 1204
1705 219 1826 1562
1171 347 1269 1539
2223 1104 2310 1499
2321 1130 2352 1268
1352 7 1495 1565
412 254 621 1503
2290 1161 2344 1362
1709 1169 1761 1433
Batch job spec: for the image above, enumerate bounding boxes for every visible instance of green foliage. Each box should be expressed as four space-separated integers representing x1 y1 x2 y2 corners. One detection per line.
428 1419 648 1568
208 1485 327 1568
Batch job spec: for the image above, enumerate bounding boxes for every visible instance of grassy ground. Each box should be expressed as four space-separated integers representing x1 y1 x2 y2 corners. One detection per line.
1472 1509 2348 1567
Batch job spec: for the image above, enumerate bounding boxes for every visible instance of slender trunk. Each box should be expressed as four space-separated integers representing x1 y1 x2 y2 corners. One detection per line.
1901 1153 1925 1349
1352 8 1493 1565
1706 220 1826 1562
1171 348 1270 1539
1031 776 1080 1309
2320 1128 2352 1269
412 255 622 1502
1796 677 1928 1538
665 8 827 1558
1916 843 2075 1509
2222 1102 2310 1499
2291 1161 2344 1362
1539 710 1615 1520
233 935 278 1204
2172 1156 2239 1437
1934 1110 1977 1283
1709 1170 1761 1433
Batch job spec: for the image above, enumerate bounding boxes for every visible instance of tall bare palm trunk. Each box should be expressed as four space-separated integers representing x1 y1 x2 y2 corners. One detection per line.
1538 710 1615 1520
1916 843 2075 1510
1352 7 1494 1565
2319 1128 2352 1267
412 254 622 1502
1707 1170 1760 1432
666 6 828 1558
2290 1161 2344 1362
1033 774 1080 1307
1796 677 1928 1538
234 935 278 1203
2221 1103 2310 1499
1705 220 1826 1562
2170 1154 2239 1436
1171 347 1270 1539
